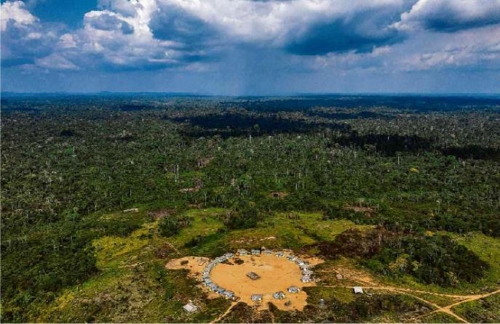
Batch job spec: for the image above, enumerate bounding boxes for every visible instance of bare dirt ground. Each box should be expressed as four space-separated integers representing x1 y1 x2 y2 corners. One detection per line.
210 254 318 311
167 254 499 323
166 256 210 276
168 253 322 311
315 262 378 286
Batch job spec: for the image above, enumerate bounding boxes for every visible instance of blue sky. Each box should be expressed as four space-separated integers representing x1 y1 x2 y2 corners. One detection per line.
1 0 500 95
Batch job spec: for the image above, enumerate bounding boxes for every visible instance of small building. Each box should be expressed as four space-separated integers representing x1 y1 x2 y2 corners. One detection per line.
183 302 198 313
251 249 261 255
273 291 286 299
251 294 263 302
301 275 312 283
237 249 249 256
302 269 313 276
287 286 300 294
247 272 260 280
299 263 309 270
353 287 364 294
223 291 235 299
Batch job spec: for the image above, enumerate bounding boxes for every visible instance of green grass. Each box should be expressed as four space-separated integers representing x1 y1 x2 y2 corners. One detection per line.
227 212 372 250
305 286 356 304
169 210 372 254
34 208 500 322
452 293 500 323
410 292 462 307
92 223 152 269
417 312 461 323
359 232 500 295
170 208 226 248
37 218 231 323
452 232 500 291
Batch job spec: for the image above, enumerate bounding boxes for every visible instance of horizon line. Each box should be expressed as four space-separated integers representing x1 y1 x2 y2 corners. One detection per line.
2 91 500 98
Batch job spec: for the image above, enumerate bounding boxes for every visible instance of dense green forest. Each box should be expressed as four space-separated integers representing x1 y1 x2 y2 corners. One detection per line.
1 94 499 322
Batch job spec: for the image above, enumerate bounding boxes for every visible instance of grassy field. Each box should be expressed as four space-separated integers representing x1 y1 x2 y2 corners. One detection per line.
355 232 500 295
452 293 500 323
452 232 500 292
38 218 231 323
417 312 462 323
35 208 500 322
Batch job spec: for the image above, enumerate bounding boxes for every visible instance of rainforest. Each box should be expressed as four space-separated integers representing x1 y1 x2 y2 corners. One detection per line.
1 94 500 323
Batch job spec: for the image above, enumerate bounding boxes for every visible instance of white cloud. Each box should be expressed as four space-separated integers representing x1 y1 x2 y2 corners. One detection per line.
393 24 500 71
72 2 181 68
2 0 499 75
1 1 61 64
1 1 38 32
35 53 79 70
58 34 77 49
155 0 410 50
398 0 500 32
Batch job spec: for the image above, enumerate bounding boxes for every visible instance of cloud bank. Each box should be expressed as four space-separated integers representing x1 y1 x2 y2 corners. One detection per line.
1 0 500 93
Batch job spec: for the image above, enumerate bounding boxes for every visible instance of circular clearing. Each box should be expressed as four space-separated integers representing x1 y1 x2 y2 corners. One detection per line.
210 253 316 310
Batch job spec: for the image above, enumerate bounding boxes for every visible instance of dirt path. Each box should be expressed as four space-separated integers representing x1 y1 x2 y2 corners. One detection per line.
412 289 500 323
323 283 500 323
391 290 467 323
211 302 237 324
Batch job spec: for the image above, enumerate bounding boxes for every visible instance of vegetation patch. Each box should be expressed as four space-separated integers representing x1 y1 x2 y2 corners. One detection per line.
417 312 461 323
93 224 152 269
452 293 500 323
3 96 500 322
410 292 462 308
452 232 500 290
319 228 490 288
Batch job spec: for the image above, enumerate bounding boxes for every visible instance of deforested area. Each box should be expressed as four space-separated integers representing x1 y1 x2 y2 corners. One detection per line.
2 95 500 323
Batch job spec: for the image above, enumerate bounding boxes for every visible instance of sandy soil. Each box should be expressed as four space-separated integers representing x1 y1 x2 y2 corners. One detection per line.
167 253 323 311
210 254 316 311
166 256 210 276
315 261 378 286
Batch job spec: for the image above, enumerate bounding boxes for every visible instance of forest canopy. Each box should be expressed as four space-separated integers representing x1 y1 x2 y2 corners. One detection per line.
1 94 499 322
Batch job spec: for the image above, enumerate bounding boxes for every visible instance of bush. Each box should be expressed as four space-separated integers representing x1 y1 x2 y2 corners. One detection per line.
158 215 191 237
226 207 259 230
365 234 490 286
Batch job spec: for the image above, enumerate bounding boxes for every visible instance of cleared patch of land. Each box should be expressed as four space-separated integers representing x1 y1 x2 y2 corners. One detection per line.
165 256 210 277
170 253 322 311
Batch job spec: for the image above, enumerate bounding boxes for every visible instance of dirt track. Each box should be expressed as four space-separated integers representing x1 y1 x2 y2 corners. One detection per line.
167 254 499 323
321 284 500 323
